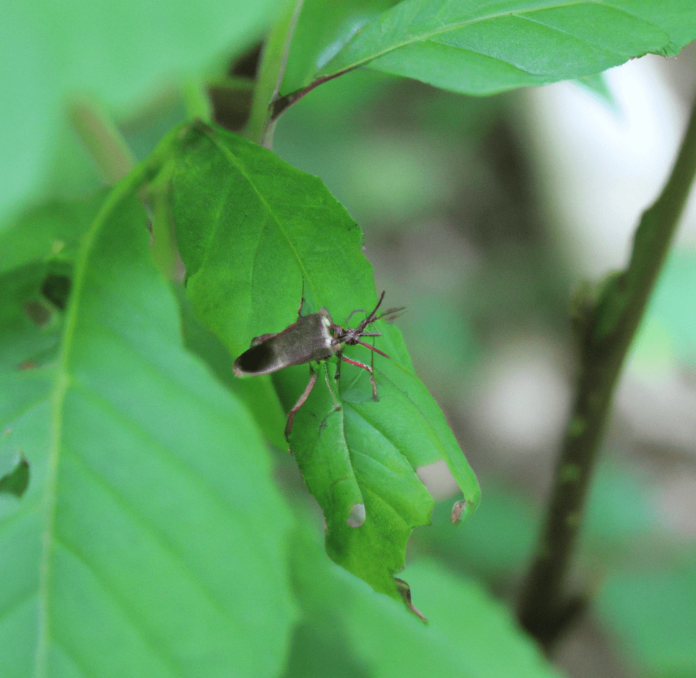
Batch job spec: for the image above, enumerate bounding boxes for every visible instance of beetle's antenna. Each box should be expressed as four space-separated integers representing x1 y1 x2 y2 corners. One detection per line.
357 291 386 331
379 307 406 323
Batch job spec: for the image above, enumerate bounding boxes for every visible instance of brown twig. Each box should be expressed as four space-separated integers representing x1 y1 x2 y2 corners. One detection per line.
517 93 696 652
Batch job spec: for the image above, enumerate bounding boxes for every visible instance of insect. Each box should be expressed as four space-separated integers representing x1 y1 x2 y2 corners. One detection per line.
233 291 403 439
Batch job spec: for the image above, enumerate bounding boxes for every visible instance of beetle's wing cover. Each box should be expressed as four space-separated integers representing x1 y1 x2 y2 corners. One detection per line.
233 313 336 377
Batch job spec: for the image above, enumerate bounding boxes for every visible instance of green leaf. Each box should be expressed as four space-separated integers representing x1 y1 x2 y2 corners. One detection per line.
318 0 696 96
282 0 401 93
1 0 280 217
0 192 106 276
170 121 480 602
574 72 615 106
420 483 540 581
598 552 696 678
0 264 66 374
0 194 107 374
286 519 562 678
176 283 288 449
632 249 696 368
0 189 297 677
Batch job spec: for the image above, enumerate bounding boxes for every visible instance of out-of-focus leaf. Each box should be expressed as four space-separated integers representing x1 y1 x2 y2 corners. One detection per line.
419 460 659 584
632 250 696 369
176 284 287 448
170 121 479 602
1 0 279 218
0 191 297 677
282 0 401 93
419 482 539 580
0 264 64 374
0 191 106 276
285 519 562 678
583 462 658 554
318 0 696 96
598 552 696 678
0 194 106 374
574 72 615 105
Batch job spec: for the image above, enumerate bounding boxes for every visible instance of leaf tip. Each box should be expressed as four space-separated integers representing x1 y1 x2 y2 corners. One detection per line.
450 499 468 525
395 577 427 624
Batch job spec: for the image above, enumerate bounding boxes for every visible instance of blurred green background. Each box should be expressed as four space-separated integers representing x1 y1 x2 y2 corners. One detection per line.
2 11 696 675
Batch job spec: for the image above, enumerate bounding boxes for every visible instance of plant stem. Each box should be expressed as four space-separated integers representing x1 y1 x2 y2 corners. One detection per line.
270 68 357 121
244 0 305 147
517 94 696 651
181 78 213 123
70 99 136 184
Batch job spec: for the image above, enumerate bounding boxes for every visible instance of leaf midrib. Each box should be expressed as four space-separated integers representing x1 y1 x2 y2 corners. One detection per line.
35 192 107 677
200 128 316 300
322 0 660 74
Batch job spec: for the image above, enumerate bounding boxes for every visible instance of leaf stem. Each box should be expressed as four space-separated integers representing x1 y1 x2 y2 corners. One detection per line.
270 68 357 121
181 77 213 123
244 0 305 147
517 94 696 651
70 99 136 184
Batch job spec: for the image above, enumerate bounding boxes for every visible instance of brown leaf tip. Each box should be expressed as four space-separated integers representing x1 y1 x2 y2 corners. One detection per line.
394 577 428 623
451 499 467 525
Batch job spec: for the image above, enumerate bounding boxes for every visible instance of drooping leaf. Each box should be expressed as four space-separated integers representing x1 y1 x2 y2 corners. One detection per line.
0 188 297 677
170 121 480 603
317 0 696 96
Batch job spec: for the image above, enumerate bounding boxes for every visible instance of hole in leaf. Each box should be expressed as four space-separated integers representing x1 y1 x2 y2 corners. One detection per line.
416 460 459 501
41 273 71 310
0 454 30 498
23 299 52 327
347 503 366 528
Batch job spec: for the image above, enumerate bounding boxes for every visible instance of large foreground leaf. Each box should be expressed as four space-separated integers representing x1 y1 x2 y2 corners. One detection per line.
317 0 696 96
0 189 297 677
170 122 479 603
0 191 106 276
0 193 107 373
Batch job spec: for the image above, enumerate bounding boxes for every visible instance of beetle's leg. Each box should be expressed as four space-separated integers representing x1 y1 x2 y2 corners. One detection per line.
297 279 306 317
323 363 341 410
334 351 342 381
285 366 318 440
340 355 379 401
354 338 389 358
